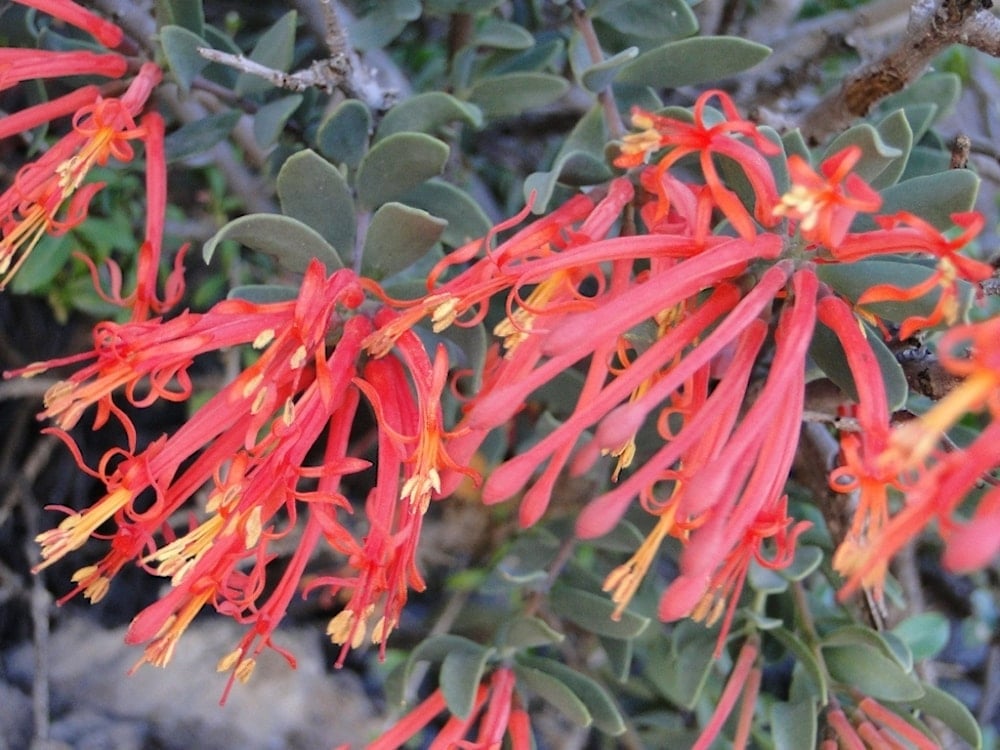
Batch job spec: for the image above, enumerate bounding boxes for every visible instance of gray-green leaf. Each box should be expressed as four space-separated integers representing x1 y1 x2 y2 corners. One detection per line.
362 202 447 280
617 36 770 88
356 132 449 209
203 214 342 272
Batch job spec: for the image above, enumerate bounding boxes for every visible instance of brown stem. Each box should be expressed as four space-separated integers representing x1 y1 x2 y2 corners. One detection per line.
570 1 626 139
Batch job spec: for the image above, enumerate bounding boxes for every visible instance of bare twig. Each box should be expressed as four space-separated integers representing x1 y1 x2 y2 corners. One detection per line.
800 0 1000 142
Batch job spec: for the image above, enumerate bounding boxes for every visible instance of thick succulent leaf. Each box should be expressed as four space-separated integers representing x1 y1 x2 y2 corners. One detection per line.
600 636 633 682
465 72 570 118
347 0 420 50
549 584 649 639
593 0 699 42
376 92 482 141
253 94 302 148
159 25 209 93
898 683 983 749
226 284 299 304
525 150 612 213
154 0 204 35
476 17 534 49
772 699 818 750
316 99 371 169
277 149 356 256
822 123 903 185
356 132 449 208
855 170 980 231
891 612 950 661
645 621 716 709
235 10 296 96
822 644 924 701
203 214 343 272
362 202 447 280
617 36 770 88
400 179 491 247
513 662 593 728
164 110 240 162
770 627 828 703
779 545 824 582
870 109 914 189
502 616 565 650
441 644 496 718
517 655 626 735
808 317 908 411
878 72 961 126
816 260 978 329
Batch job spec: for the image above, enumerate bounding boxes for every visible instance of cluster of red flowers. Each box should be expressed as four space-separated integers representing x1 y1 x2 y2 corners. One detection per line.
3 0 999 747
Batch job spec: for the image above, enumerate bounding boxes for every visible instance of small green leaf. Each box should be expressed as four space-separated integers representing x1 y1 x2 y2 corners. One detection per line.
823 122 903 185
164 110 241 162
600 636 633 682
465 73 570 118
779 545 824 582
399 179 491 247
441 644 495 719
502 616 565 650
203 214 342 272
858 170 980 231
9 232 71 293
743 610 784 630
822 624 913 670
376 92 482 141
871 109 914 189
816 260 978 331
617 37 770 88
646 621 716 709
772 699 817 750
524 150 613 213
350 0 421 50
316 99 371 169
235 10 297 96
253 94 302 148
159 25 209 93
809 317 908 412
581 46 639 92
770 627 828 703
593 0 698 41
513 662 593 728
517 655 626 735
226 284 299 304
154 0 204 36
277 149 356 257
495 531 560 584
549 584 650 639
901 683 983 749
441 321 488 390
892 612 950 661
475 18 534 49
879 72 961 126
362 202 447 280
356 132 449 209
748 560 788 594
823 644 924 701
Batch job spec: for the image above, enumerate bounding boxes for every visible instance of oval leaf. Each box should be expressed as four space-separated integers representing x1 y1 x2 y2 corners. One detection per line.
376 92 482 141
277 149 356 256
513 662 592 728
317 99 372 169
235 10 296 96
822 644 924 701
441 644 495 719
808 317 908 412
465 73 570 118
823 122 903 185
356 132 449 209
902 683 983 749
891 612 950 661
227 284 299 304
502 615 565 650
362 202 447 280
517 654 626 735
549 584 649 639
772 699 818 750
618 36 770 88
400 179 491 247
164 110 240 163
475 18 534 49
159 25 209 93
856 170 980 231
594 0 699 41
253 94 302 148
203 214 342 272
771 627 828 703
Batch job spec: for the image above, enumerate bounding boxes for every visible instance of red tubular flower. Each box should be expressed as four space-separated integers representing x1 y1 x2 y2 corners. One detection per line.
772 146 882 249
0 48 127 91
0 62 162 288
615 90 781 239
691 638 760 750
13 0 125 48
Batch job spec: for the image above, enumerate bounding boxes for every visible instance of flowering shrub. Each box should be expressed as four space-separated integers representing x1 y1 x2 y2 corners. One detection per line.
2 0 998 747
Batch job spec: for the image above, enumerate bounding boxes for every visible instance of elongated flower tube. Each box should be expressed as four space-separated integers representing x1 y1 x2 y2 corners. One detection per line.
12 0 124 48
